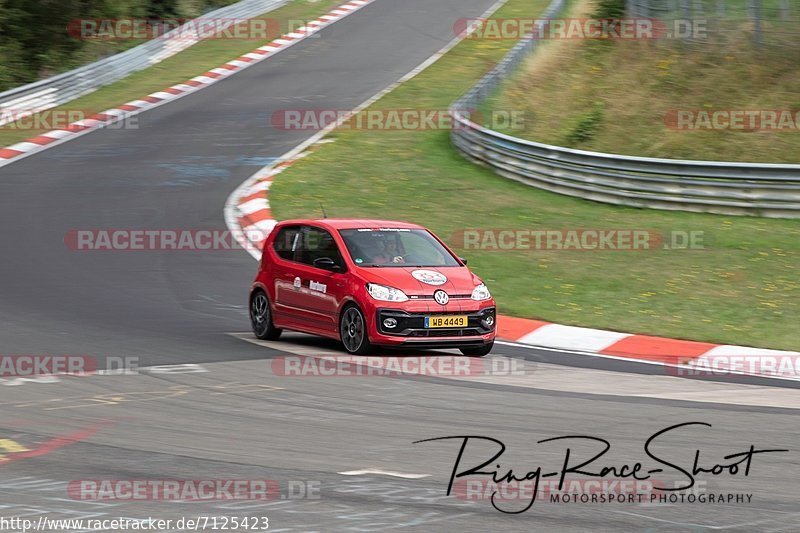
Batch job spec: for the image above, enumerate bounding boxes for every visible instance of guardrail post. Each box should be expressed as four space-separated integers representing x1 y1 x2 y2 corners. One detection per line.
749 0 762 45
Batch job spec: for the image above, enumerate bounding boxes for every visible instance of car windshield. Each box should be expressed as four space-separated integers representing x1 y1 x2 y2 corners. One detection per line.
338 228 461 267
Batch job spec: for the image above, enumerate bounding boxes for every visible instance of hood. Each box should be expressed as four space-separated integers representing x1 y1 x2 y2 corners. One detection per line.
357 266 481 296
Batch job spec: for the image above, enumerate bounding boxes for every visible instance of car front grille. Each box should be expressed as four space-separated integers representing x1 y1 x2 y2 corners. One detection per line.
408 328 483 337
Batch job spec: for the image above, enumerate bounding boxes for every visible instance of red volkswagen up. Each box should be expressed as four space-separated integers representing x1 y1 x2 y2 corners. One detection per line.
249 219 496 356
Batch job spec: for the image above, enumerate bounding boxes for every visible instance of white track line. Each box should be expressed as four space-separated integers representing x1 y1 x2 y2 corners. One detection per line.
338 469 430 479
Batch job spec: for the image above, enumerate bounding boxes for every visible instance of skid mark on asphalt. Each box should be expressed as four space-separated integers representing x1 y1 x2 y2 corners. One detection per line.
0 420 113 466
0 474 476 533
1 372 284 411
36 388 194 411
0 363 208 388
606 508 800 531
10 384 284 411
211 477 477 532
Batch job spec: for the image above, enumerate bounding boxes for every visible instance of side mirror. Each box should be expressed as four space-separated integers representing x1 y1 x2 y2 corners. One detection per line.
313 257 340 271
459 257 468 265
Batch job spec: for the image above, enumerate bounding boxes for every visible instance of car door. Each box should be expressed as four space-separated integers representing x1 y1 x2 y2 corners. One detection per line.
285 225 348 335
270 224 306 325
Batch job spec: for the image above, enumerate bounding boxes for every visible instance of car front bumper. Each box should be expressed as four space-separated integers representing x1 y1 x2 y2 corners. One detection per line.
369 305 496 348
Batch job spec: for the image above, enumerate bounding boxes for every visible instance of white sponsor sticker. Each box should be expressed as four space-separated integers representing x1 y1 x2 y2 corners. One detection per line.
310 281 327 294
411 269 447 286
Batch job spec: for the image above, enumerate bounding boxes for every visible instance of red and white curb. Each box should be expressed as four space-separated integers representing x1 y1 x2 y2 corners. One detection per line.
0 0 376 169
495 317 799 380
226 158 298 253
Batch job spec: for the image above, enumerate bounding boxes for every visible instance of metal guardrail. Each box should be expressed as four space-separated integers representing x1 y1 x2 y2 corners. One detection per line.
450 0 800 218
0 0 287 125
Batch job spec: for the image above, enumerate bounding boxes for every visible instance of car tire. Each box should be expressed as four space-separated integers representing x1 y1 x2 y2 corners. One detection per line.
250 290 282 340
339 304 373 355
460 342 493 357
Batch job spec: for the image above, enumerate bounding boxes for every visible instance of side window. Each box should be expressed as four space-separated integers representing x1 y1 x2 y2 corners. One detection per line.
272 226 302 261
301 227 344 269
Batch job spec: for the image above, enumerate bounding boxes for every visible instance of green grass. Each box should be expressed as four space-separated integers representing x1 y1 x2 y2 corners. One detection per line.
0 0 343 147
482 0 800 162
270 0 800 350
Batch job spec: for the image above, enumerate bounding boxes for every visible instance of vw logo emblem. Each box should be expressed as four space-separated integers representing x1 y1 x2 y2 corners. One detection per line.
433 290 449 305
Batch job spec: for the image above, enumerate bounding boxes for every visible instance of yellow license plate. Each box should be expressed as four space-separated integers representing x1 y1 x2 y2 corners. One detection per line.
425 315 468 328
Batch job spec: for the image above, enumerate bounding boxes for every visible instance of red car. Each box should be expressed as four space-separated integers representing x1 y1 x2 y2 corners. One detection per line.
249 219 496 356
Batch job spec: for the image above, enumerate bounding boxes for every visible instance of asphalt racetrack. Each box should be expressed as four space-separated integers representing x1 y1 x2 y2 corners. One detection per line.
0 0 797 531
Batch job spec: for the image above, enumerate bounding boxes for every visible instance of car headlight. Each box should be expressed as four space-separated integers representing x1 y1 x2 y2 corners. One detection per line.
471 283 491 301
366 283 409 302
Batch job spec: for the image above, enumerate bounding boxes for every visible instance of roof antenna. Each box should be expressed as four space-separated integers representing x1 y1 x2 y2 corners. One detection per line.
319 202 328 219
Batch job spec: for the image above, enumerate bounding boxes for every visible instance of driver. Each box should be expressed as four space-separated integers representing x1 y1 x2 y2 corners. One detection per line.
372 238 405 264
